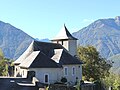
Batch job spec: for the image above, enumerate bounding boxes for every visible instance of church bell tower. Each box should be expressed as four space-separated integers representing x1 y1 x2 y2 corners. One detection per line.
51 24 78 56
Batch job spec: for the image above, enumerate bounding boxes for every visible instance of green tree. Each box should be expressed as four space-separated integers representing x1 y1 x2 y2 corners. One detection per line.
103 73 120 90
77 46 112 81
0 59 8 76
0 49 11 76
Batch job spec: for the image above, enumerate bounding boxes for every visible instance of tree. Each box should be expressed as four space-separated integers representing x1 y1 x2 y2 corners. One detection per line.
0 59 8 76
103 73 120 90
77 46 112 81
0 49 11 76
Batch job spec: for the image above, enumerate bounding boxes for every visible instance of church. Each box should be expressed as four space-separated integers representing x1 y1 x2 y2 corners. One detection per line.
14 24 83 85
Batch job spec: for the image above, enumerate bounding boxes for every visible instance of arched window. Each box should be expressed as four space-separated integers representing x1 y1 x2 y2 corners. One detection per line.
64 67 68 76
44 74 49 83
72 66 76 76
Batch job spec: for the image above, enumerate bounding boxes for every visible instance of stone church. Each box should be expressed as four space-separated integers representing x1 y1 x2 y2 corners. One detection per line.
14 24 83 85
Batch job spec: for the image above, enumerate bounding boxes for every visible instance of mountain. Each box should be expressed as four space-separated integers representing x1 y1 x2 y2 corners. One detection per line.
108 54 120 74
73 16 120 59
35 38 50 42
0 21 34 60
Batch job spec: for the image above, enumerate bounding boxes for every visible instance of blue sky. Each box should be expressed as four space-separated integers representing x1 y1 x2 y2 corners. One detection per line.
0 0 120 39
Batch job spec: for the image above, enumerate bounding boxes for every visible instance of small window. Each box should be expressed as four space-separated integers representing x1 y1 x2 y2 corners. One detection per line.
72 67 76 76
64 67 68 76
44 74 49 83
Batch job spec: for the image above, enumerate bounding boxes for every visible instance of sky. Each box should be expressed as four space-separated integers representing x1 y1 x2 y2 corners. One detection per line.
0 0 120 39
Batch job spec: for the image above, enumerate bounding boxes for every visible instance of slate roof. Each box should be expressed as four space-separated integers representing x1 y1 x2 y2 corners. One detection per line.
14 41 64 65
19 51 61 68
57 50 82 65
51 49 82 65
52 24 77 40
14 42 34 65
19 51 40 68
14 41 82 68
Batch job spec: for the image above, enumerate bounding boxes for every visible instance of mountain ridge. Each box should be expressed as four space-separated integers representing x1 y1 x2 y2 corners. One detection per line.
73 16 120 74
0 20 34 59
73 16 120 59
1 16 120 61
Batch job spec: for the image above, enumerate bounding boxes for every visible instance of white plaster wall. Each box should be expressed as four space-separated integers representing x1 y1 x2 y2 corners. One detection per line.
30 68 62 84
63 40 69 50
52 40 77 56
57 40 77 56
14 66 17 77
61 65 82 83
14 65 21 77
69 40 77 56
14 64 82 84
20 68 28 78
14 65 28 78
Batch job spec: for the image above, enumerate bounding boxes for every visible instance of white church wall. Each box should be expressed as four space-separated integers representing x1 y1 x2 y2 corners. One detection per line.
62 65 82 84
29 68 62 84
68 40 77 56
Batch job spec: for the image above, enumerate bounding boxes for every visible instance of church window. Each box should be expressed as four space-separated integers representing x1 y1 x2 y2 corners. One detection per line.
44 74 49 83
64 67 68 76
72 67 76 76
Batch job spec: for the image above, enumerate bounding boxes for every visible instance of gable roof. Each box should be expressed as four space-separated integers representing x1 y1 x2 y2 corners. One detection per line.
20 51 61 68
30 51 61 68
13 42 34 65
19 51 40 68
14 41 65 65
60 50 83 65
52 49 83 65
52 24 77 41
14 40 82 68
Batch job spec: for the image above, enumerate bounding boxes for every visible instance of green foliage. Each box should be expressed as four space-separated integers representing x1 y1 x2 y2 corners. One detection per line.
77 46 112 81
0 59 8 76
0 49 13 76
0 48 4 57
103 73 120 90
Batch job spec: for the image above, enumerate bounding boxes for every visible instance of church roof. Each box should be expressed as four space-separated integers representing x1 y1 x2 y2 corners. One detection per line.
52 24 77 40
13 42 34 65
14 41 82 68
19 51 61 68
58 50 82 65
51 49 82 65
14 41 64 65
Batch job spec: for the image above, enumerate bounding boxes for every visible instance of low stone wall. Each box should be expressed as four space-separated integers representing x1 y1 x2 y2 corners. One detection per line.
81 84 95 90
48 84 77 90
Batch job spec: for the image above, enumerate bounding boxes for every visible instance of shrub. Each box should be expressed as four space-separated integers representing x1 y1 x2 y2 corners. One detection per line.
61 77 67 83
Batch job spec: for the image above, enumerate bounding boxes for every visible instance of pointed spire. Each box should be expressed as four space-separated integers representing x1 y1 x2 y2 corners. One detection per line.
52 24 77 40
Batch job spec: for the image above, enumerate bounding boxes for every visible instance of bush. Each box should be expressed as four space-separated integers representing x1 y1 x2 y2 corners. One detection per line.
61 77 67 83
